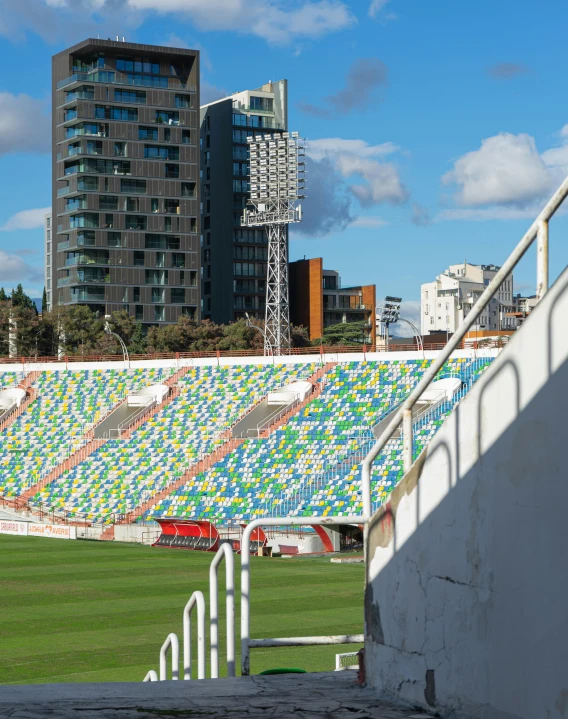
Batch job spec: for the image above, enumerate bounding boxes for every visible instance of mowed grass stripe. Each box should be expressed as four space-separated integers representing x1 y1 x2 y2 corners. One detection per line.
0 535 364 684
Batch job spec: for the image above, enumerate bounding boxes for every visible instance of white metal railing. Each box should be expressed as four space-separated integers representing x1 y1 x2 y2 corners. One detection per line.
159 633 179 681
183 591 206 680
209 543 235 678
362 175 564 490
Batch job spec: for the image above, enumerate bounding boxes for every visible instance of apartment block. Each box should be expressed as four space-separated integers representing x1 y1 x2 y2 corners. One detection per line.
44 212 52 311
421 262 515 335
52 39 200 325
200 81 287 324
289 257 376 343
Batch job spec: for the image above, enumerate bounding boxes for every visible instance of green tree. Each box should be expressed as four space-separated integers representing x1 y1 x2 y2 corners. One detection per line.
53 305 105 356
11 284 37 314
314 320 369 346
41 288 48 314
128 322 147 355
291 324 310 348
0 288 7 302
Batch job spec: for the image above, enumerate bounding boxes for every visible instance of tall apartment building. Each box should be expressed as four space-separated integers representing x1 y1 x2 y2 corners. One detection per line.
44 212 52 311
421 262 515 335
289 258 376 343
52 39 200 326
200 81 287 324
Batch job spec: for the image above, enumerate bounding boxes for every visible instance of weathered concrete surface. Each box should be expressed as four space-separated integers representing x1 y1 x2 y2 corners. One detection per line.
365 266 568 718
0 672 435 719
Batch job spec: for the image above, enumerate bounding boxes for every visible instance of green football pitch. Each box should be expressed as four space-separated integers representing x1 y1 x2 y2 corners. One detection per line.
0 535 364 685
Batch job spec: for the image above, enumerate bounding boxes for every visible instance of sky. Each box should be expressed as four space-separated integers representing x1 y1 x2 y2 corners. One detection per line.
1 0 568 332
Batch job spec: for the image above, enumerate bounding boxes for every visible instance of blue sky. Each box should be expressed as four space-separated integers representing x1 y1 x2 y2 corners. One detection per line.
1 0 567 328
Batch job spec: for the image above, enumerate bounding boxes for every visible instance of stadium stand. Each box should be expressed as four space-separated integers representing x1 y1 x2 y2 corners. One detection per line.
0 368 171 499
149 357 492 523
28 362 316 522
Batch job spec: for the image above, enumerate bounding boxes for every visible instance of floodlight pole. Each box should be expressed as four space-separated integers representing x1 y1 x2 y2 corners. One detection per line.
264 219 291 354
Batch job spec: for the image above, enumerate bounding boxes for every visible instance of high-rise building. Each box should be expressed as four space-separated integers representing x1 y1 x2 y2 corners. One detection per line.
51 39 200 326
44 212 52 311
289 258 376 344
200 80 287 324
421 262 515 335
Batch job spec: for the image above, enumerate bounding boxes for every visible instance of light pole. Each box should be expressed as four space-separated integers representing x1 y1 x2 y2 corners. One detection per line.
104 315 130 370
244 313 268 354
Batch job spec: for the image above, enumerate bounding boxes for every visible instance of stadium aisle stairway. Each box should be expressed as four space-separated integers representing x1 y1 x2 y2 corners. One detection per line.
150 358 492 523
0 368 170 498
29 363 316 522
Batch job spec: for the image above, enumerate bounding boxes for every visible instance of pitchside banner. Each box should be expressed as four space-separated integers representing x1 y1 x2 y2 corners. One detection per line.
0 520 76 540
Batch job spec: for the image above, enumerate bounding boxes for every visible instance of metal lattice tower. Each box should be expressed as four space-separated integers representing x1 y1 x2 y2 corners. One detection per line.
242 132 306 355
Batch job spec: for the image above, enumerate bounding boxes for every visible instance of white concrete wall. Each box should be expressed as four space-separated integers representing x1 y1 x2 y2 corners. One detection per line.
365 266 568 718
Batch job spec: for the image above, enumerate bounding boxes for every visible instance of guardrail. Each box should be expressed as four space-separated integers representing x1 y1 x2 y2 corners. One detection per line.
362 175 565 492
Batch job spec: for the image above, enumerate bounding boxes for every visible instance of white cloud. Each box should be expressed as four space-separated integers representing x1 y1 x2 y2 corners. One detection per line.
0 94 50 156
308 138 408 206
127 0 356 44
442 132 555 207
201 80 228 105
438 206 540 222
350 216 388 228
0 207 51 232
369 0 389 17
0 250 42 285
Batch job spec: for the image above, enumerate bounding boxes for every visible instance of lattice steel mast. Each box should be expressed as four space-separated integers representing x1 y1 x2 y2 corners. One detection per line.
243 132 306 355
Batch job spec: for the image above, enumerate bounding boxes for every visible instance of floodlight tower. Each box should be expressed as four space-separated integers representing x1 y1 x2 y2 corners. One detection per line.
242 132 306 355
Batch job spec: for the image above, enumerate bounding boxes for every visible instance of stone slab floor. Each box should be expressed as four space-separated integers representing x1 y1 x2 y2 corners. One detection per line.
0 672 436 719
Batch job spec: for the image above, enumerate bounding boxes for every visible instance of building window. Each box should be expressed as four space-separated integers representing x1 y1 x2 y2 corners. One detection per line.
95 106 138 121
138 126 158 141
114 89 146 104
146 270 168 285
135 305 143 321
171 288 185 303
133 287 140 302
165 164 179 179
116 57 160 74
181 182 196 198
144 145 180 160
114 142 127 157
250 96 274 112
107 232 121 247
172 253 185 268
133 251 145 266
182 306 196 318
152 288 165 303
174 94 192 108
156 110 180 125
125 215 147 230
125 197 140 212
182 130 192 144
99 195 118 211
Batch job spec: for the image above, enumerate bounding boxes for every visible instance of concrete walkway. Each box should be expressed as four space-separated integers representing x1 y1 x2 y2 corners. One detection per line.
0 672 435 719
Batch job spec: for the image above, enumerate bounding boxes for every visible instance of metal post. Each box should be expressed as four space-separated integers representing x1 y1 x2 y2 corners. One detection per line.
209 543 235 678
402 407 413 473
536 219 549 301
159 633 179 681
240 515 367 676
264 222 291 355
182 591 206 680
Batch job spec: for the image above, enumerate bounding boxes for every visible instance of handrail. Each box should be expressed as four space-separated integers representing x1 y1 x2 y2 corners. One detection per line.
159 633 179 681
240 516 367 675
143 669 158 682
209 544 235 678
254 391 301 436
182 590 206 680
362 175 565 489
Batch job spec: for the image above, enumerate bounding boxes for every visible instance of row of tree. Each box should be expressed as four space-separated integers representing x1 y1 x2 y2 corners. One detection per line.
0 285 368 357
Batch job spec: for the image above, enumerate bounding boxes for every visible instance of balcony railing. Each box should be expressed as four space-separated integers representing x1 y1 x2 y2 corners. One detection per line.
58 71 197 92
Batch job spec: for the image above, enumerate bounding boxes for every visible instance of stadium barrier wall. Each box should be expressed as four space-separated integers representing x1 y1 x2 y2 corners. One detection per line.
0 519 77 539
364 265 568 718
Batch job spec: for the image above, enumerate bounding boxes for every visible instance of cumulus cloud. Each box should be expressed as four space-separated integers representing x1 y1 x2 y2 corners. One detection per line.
299 57 387 117
292 156 355 237
487 63 529 80
0 207 51 232
442 132 556 207
0 94 50 156
5 0 354 45
127 0 356 44
0 250 42 285
309 138 409 206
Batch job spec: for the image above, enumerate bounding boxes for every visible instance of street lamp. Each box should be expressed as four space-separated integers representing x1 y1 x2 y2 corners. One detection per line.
104 315 130 370
244 312 268 353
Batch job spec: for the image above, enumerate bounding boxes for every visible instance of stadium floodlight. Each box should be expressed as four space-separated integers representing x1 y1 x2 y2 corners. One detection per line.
376 297 423 352
242 132 306 355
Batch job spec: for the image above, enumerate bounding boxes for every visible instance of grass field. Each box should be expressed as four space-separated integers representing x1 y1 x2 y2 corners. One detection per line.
0 535 364 685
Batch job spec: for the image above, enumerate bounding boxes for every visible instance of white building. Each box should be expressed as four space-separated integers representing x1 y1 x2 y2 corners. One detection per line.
421 262 515 335
44 212 52 312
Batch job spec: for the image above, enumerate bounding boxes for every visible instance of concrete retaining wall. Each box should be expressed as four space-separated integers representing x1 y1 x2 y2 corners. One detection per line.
365 267 568 718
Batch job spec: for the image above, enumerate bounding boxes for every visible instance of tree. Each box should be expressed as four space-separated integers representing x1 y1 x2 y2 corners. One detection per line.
129 322 147 355
41 288 48 314
11 284 37 314
219 319 263 351
0 288 7 302
314 320 369 346
291 324 310 348
53 305 105 356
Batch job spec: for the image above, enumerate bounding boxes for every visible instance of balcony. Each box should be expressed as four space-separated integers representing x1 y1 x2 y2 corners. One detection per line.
57 70 197 92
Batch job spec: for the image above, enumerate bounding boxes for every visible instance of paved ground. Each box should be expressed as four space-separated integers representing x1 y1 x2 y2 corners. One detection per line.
0 672 436 719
